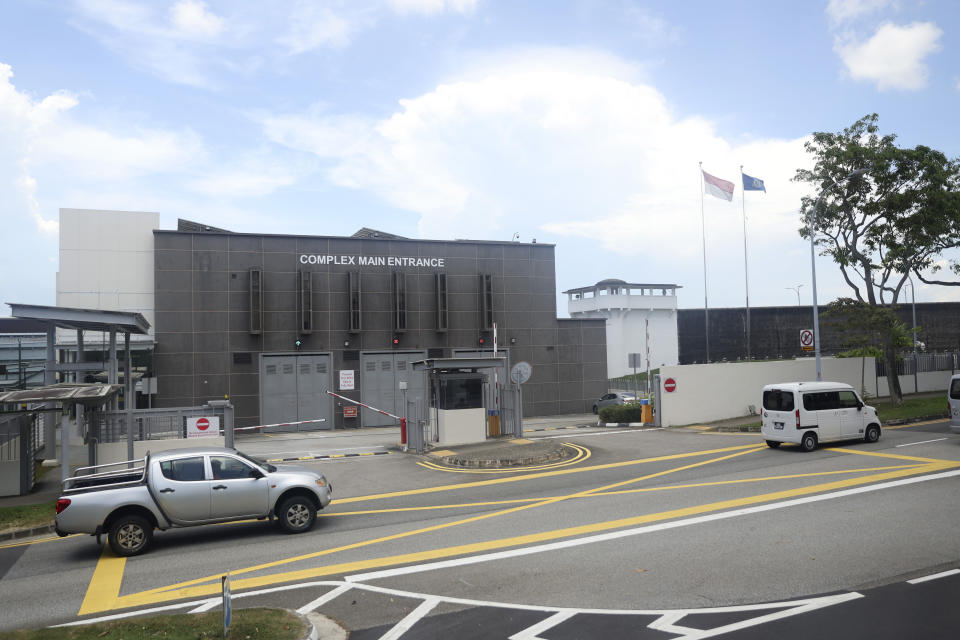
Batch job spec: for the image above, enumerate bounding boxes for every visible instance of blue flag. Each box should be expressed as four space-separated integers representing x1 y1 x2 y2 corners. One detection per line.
742 173 765 192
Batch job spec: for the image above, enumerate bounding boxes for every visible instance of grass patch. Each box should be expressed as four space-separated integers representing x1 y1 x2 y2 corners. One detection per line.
0 503 55 534
0 608 306 640
871 395 948 422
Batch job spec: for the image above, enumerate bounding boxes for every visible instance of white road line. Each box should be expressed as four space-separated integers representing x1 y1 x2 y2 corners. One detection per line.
907 569 960 584
188 598 221 613
377 597 439 640
509 610 577 640
895 438 948 448
346 468 960 583
53 579 865 633
297 584 354 614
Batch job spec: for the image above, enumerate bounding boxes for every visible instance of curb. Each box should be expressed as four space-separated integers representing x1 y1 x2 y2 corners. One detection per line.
597 422 656 428
436 447 573 469
0 523 56 543
884 413 949 426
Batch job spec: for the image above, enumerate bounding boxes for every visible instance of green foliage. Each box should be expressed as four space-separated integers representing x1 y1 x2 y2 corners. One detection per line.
599 403 650 423
0 503 54 533
837 346 883 358
795 115 960 403
825 298 913 352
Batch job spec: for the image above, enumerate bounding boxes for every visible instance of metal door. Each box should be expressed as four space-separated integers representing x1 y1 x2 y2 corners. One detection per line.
359 351 426 427
261 354 333 431
208 454 269 519
297 355 332 429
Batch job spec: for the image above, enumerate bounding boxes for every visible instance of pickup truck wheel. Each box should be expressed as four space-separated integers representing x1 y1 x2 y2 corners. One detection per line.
108 515 152 556
278 497 316 533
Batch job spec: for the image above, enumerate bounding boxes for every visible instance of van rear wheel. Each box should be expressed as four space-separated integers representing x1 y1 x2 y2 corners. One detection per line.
765 440 781 449
864 424 881 443
800 432 818 452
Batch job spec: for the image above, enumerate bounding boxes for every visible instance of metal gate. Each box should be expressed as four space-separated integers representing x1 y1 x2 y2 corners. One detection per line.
359 351 426 427
260 353 333 431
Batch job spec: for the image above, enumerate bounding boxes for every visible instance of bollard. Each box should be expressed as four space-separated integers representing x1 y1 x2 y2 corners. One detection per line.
400 417 407 445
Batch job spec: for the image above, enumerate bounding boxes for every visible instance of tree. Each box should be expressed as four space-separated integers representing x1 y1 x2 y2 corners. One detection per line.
825 298 912 399
794 114 960 404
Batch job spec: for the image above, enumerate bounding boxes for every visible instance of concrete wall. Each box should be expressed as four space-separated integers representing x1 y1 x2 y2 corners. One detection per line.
0 458 20 497
877 371 955 396
576 308 678 378
57 208 159 335
96 435 225 466
658 357 878 427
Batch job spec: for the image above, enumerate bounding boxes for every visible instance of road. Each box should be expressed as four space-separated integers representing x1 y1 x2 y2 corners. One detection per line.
1 418 958 638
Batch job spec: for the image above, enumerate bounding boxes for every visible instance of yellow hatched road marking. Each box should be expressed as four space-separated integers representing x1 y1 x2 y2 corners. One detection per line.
429 450 456 457
76 443 959 615
510 438 533 444
356 443 759 502
80 445 759 612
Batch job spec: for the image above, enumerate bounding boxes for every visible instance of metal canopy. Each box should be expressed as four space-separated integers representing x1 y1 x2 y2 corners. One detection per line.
412 357 507 372
6 303 150 334
0 383 121 405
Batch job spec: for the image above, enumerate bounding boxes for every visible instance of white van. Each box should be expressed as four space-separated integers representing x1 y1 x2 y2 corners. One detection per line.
760 382 881 452
949 374 960 434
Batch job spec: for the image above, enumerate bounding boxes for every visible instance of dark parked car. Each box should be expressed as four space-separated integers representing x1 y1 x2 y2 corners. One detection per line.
593 392 636 414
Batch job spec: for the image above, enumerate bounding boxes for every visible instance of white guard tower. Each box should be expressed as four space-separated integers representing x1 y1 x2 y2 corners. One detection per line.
564 280 681 378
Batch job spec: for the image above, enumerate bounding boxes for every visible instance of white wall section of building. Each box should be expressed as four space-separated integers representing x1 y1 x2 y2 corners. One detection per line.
566 280 679 378
56 208 158 337
657 357 878 427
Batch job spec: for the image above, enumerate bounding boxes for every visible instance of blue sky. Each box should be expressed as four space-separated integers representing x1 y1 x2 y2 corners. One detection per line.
2 0 958 316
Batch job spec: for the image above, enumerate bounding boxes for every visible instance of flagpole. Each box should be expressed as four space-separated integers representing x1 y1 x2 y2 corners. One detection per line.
741 165 751 361
699 161 710 363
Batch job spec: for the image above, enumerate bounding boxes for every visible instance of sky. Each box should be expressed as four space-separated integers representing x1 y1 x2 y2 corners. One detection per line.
2 0 959 317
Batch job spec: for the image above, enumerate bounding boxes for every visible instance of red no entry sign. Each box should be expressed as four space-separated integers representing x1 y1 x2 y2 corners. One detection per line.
664 378 677 393
196 417 210 431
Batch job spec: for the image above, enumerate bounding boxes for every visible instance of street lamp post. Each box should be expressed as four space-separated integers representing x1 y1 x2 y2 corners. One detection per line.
810 168 869 382
908 276 918 394
786 284 803 306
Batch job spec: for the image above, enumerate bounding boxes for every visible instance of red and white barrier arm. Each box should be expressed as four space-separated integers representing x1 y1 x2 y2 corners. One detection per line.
224 418 327 433
325 390 408 444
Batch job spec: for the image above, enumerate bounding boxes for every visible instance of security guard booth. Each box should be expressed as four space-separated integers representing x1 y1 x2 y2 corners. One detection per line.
413 357 507 447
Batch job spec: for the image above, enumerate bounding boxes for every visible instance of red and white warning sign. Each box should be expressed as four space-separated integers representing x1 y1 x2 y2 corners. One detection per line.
800 329 814 351
343 406 358 418
664 377 677 393
187 416 220 439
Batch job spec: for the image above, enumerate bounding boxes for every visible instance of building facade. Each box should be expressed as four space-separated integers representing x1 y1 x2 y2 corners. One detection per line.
153 226 607 427
565 280 680 378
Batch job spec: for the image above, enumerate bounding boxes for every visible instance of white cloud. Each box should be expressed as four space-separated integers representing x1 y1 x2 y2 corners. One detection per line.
836 21 942 91
186 154 303 197
170 0 224 38
386 0 477 15
0 61 207 239
71 0 480 84
260 50 812 264
826 0 895 24
276 2 354 53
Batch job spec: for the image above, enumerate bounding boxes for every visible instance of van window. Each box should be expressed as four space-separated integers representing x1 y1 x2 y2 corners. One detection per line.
763 389 794 411
837 391 860 408
951 379 960 400
803 391 840 411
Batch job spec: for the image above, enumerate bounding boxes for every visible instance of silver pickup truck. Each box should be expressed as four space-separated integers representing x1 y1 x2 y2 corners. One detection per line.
55 447 332 556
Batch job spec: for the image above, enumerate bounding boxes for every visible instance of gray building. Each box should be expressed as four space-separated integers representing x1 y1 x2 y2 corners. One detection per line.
153 226 607 428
